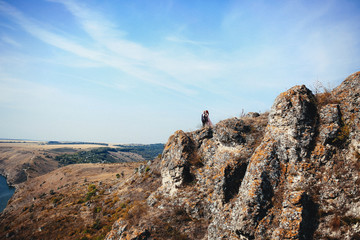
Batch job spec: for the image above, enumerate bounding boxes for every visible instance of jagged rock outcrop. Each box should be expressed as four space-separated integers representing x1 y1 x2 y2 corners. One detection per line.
154 114 268 220
160 130 197 195
106 72 360 240
228 85 318 239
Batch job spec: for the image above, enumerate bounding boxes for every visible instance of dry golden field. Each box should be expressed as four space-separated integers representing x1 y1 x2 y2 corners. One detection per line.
0 140 145 185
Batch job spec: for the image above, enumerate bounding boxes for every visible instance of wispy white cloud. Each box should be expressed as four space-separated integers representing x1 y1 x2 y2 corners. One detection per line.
43 0 228 95
0 0 359 99
1 0 221 95
0 34 21 47
0 1 102 59
219 0 360 89
166 36 214 46
0 0 258 97
0 73 60 107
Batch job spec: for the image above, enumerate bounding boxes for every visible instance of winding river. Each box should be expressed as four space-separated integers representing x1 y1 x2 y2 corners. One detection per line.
0 175 15 212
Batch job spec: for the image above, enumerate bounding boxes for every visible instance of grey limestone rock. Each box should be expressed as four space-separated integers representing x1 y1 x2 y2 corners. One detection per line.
106 71 360 240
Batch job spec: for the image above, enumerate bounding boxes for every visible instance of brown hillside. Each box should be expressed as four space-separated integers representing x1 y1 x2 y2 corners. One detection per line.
0 160 160 240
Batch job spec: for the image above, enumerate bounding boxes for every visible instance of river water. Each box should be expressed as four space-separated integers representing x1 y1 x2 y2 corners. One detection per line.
0 175 15 212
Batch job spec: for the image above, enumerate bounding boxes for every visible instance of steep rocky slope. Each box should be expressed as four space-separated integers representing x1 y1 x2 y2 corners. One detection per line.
0 161 158 240
0 145 59 185
106 72 360 240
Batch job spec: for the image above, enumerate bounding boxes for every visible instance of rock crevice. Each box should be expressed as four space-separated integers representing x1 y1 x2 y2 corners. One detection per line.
106 71 360 240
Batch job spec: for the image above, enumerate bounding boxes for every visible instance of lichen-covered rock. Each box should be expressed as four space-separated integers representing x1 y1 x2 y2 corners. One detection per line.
225 85 318 239
318 104 341 145
246 112 260 118
106 71 360 240
106 220 150 240
160 130 196 195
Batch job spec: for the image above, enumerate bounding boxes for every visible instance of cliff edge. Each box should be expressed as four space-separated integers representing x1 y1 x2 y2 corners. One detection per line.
107 72 360 240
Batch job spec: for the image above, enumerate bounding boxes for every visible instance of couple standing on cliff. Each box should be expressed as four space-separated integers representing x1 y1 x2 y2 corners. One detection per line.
201 110 213 127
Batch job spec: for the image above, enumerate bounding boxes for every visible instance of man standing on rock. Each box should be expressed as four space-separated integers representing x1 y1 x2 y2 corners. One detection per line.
201 110 213 127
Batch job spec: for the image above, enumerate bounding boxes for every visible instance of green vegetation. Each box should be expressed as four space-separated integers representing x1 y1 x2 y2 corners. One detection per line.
52 196 62 205
55 144 164 165
94 207 102 213
55 147 118 165
114 143 164 160
332 119 350 146
77 184 98 204
47 141 108 146
86 184 97 201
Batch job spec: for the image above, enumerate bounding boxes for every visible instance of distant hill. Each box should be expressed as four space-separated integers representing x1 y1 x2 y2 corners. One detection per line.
0 142 164 186
54 147 142 165
46 141 109 146
54 144 165 165
114 143 165 160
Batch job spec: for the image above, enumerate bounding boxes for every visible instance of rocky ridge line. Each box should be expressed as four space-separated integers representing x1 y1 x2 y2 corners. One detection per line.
106 72 360 240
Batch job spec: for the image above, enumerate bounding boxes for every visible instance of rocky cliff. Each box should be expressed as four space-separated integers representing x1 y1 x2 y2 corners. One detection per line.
106 72 360 240
1 72 359 240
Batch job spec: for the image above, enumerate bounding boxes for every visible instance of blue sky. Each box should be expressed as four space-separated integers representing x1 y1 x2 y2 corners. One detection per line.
0 0 359 144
